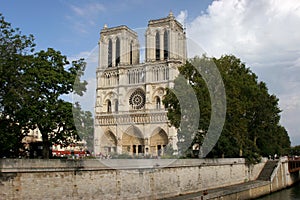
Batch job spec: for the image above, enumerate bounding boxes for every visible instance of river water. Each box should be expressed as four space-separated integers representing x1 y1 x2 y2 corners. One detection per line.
257 182 300 200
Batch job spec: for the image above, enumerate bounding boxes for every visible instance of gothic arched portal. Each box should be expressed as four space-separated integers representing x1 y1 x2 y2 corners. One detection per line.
150 128 168 156
122 126 145 155
101 131 117 153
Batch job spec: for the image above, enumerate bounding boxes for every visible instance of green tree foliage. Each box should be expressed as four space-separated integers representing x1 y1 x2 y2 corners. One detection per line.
73 102 94 152
0 13 88 158
163 55 291 162
290 145 300 156
163 73 200 156
23 49 87 158
0 13 35 157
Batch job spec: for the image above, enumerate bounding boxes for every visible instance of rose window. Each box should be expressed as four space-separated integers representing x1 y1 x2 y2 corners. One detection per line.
129 89 146 109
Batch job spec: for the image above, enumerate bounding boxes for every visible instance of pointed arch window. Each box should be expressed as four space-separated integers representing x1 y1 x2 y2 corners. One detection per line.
108 39 112 67
116 37 120 66
114 99 118 112
140 69 145 83
107 100 112 113
155 68 159 81
107 74 111 86
130 41 133 65
155 32 160 61
156 96 161 109
166 67 169 80
164 30 169 60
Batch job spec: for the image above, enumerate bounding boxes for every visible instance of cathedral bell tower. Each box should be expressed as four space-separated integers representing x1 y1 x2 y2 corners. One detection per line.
145 11 186 63
98 25 140 69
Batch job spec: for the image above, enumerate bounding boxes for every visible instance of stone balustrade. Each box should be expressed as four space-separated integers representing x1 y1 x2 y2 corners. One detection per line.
96 111 168 125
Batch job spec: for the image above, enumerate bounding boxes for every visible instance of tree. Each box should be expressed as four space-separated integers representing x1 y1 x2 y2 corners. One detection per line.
73 102 94 152
0 13 35 157
290 145 300 156
0 13 88 158
163 55 227 157
163 55 291 162
19 49 87 158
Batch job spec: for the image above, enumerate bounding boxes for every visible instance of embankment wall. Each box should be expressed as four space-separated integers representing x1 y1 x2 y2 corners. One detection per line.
0 158 266 199
208 157 300 200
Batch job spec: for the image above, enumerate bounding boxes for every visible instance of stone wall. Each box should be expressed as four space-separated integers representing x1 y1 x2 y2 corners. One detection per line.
0 158 265 199
270 157 300 192
207 157 300 200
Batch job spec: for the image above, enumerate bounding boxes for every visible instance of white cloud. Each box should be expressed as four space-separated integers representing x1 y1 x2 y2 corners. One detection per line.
73 77 97 113
66 2 106 33
69 46 98 64
70 3 105 17
176 10 188 26
69 46 98 114
184 0 300 145
280 93 300 145
187 0 300 63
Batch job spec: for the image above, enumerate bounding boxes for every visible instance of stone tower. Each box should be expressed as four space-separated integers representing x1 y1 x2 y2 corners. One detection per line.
94 12 187 156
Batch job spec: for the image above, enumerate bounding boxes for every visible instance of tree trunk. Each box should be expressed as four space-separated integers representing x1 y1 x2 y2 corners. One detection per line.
239 148 243 157
254 136 257 147
41 131 50 159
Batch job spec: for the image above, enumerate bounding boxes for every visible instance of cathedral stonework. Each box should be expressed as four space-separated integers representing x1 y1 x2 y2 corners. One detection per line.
94 12 187 156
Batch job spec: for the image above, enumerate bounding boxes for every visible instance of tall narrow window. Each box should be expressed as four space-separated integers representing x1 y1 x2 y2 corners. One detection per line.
130 71 133 84
156 96 161 109
108 39 112 67
141 70 145 82
116 74 119 85
155 32 160 61
130 41 133 65
133 70 136 84
128 71 131 84
164 31 169 60
135 70 138 83
166 68 169 80
114 100 118 112
107 100 112 113
116 37 120 66
107 74 111 85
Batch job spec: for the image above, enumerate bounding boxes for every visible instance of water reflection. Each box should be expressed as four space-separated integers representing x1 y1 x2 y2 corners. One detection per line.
257 182 300 200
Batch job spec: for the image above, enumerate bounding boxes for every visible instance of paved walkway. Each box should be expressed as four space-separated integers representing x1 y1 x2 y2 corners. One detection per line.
161 180 270 200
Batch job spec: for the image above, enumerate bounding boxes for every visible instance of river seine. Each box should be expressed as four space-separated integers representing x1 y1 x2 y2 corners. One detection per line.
257 182 300 200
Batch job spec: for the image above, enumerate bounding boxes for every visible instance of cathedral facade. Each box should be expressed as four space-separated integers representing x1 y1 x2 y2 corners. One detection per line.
94 12 186 156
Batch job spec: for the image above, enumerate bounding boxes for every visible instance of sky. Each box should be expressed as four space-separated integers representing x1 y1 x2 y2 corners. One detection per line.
1 0 300 146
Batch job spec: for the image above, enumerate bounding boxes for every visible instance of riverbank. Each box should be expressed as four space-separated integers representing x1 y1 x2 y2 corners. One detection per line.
0 157 298 199
0 158 264 199
163 157 300 200
164 179 300 200
162 180 270 200
257 181 300 200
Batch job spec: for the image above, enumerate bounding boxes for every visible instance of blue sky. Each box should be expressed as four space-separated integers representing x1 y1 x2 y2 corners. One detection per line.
1 0 212 57
1 0 300 146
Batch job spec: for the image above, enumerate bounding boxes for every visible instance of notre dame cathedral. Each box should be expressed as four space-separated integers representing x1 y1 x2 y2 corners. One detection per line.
94 12 186 156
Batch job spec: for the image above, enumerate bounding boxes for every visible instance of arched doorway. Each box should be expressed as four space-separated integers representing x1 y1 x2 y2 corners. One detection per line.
101 131 117 154
150 128 168 156
122 126 145 155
